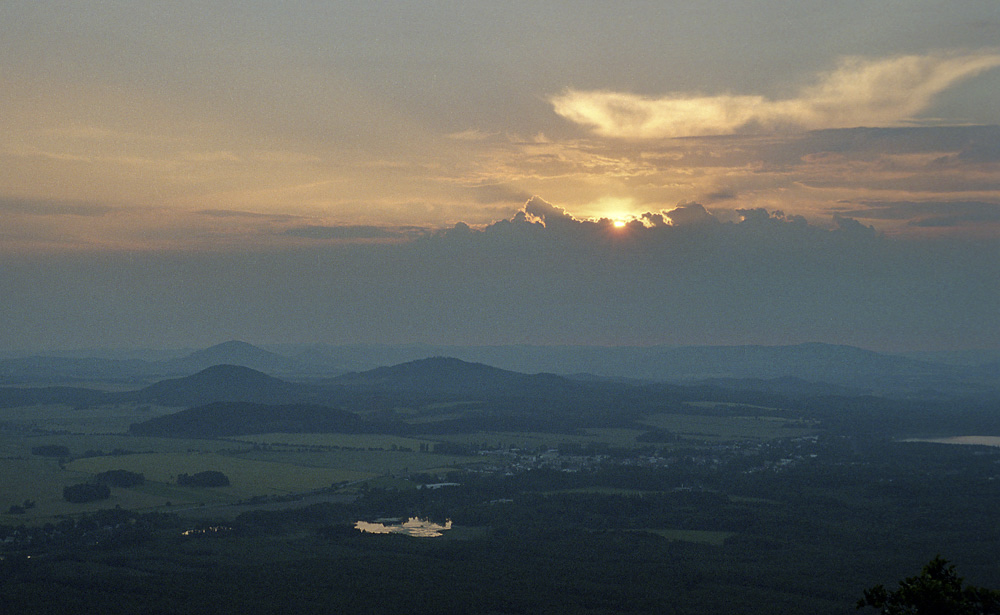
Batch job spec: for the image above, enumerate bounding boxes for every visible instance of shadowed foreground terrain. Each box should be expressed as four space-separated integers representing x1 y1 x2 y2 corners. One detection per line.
2 344 999 614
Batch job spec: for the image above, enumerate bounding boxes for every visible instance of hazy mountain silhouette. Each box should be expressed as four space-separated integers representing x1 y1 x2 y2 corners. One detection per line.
0 341 299 384
3 341 994 399
128 357 659 436
327 356 694 433
121 358 574 412
167 341 300 374
331 356 573 396
108 352 1000 439
286 342 978 395
128 364 311 407
647 343 937 379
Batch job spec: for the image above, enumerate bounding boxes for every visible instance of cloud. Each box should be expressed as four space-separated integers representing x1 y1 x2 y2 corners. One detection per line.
733 208 808 228
550 51 1000 138
703 188 739 203
945 133 1000 163
197 209 301 222
838 200 1000 228
445 129 500 141
832 215 879 237
3 196 998 351
664 202 718 226
0 198 115 217
282 225 407 240
522 195 579 226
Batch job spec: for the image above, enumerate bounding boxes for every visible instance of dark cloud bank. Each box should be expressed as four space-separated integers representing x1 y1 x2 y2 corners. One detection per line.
3 197 998 352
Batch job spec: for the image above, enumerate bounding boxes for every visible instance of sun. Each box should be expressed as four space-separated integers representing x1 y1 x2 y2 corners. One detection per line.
613 219 627 228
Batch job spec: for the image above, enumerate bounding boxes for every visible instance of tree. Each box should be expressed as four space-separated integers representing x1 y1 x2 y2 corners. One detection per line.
177 471 230 487
857 556 1000 615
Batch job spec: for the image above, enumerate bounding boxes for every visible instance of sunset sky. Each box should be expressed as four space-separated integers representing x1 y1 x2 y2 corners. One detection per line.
2 2 999 353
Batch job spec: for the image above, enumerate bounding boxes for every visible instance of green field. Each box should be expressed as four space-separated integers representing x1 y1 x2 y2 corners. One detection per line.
430 415 816 451
236 447 472 475
432 430 650 451
0 457 96 515
4 432 242 458
66 452 372 494
431 431 562 450
0 450 376 522
0 395 817 525
232 432 437 450
548 487 654 496
0 424 473 524
639 412 817 441
0 403 179 434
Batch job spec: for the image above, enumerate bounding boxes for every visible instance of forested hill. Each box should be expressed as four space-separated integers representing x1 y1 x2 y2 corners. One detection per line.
123 364 314 407
329 357 574 396
122 359 590 408
6 355 998 438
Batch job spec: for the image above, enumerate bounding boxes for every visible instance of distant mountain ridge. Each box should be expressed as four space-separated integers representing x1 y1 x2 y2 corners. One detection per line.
332 357 571 396
120 357 585 412
2 340 997 398
0 341 305 386
108 357 581 414
125 355 698 437
291 342 994 398
644 342 945 381
165 341 301 374
2 350 991 440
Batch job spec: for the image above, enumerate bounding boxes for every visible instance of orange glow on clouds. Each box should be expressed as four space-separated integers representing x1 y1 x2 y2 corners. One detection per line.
550 52 1000 138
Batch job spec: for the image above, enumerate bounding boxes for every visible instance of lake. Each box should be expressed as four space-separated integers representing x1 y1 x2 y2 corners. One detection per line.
904 436 1000 448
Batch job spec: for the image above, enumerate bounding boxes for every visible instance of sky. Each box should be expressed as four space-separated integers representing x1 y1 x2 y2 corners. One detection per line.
2 1 999 353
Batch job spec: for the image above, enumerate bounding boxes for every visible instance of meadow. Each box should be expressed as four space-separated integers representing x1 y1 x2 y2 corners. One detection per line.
1 398 820 524
4 389 1000 615
640 408 818 441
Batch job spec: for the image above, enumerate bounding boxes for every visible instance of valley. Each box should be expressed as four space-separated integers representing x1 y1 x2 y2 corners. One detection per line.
2 341 999 614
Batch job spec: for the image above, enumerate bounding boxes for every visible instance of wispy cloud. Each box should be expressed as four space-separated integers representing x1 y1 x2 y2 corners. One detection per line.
282 225 414 241
445 129 500 141
550 51 1000 138
838 200 1000 228
197 209 302 222
0 198 115 217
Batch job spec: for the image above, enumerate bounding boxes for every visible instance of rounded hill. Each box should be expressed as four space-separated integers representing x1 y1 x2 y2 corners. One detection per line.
132 364 308 407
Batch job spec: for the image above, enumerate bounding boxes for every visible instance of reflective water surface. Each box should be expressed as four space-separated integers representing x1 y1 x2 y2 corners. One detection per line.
355 517 453 537
905 436 1000 448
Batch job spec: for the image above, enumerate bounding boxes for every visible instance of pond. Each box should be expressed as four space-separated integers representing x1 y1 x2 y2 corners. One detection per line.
904 436 1000 448
354 517 452 537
